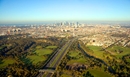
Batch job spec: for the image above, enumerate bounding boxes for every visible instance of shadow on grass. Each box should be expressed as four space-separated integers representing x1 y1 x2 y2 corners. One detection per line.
0 59 4 64
20 56 32 66
43 67 55 70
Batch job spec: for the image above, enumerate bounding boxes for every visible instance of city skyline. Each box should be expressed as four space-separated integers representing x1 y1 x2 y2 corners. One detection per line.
0 0 130 24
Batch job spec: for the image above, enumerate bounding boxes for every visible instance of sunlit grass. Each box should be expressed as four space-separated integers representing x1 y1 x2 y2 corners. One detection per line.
36 45 42 49
0 45 6 50
35 49 53 56
67 58 87 64
107 46 130 59
88 68 112 77
27 45 56 65
86 45 104 59
67 50 87 64
60 74 72 77
59 70 73 77
0 58 16 68
27 55 46 64
46 46 57 49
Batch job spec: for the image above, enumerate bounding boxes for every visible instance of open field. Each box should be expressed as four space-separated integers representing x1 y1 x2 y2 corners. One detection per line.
86 45 102 51
35 49 53 56
59 70 73 77
67 58 87 64
67 50 87 64
107 46 130 59
88 68 112 77
46 46 57 49
68 50 80 57
126 59 130 63
0 45 6 50
0 58 16 68
26 45 57 65
86 45 104 59
27 55 46 64
36 45 42 49
60 74 72 77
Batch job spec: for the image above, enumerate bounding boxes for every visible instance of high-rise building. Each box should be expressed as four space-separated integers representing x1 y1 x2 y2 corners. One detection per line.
77 22 79 26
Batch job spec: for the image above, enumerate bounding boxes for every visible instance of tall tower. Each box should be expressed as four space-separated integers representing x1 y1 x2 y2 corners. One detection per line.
77 22 79 26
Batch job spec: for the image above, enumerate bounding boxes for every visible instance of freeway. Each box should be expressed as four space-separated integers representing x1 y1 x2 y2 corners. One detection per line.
36 38 76 77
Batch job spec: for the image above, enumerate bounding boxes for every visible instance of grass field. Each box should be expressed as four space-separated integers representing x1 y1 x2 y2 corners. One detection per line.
27 55 46 64
88 68 112 77
59 70 73 77
67 50 87 64
86 45 104 59
0 45 6 50
0 45 56 67
87 45 102 51
26 46 56 65
0 47 3 50
0 58 16 68
126 59 130 63
60 74 72 77
68 50 80 57
67 58 87 64
46 46 57 49
35 48 53 56
107 46 130 59
36 45 42 49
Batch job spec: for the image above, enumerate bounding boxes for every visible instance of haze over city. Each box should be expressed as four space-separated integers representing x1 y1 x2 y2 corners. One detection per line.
0 0 130 24
1 0 130 77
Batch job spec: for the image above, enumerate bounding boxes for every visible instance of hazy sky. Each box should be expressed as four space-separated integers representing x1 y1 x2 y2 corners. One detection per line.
0 0 130 24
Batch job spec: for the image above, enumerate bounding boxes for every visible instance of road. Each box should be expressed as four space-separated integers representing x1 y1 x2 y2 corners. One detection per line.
36 38 76 77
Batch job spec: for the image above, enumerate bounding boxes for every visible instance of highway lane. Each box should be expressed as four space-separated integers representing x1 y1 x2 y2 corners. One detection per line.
36 38 76 77
53 40 73 67
53 38 76 67
46 40 73 68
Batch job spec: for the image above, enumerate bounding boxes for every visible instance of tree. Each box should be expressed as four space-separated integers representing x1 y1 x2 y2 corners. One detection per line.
83 71 94 77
